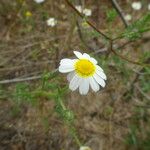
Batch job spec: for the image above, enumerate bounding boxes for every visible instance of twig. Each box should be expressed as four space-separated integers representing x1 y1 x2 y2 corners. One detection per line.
134 104 150 109
132 69 149 75
135 84 150 101
110 41 148 66
121 58 150 99
93 47 108 54
0 69 58 84
0 61 54 72
0 76 41 84
110 0 129 28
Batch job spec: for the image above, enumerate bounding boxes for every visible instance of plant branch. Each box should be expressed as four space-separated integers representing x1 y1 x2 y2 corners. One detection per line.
135 84 150 101
0 75 41 84
0 69 58 84
110 41 149 66
110 0 129 28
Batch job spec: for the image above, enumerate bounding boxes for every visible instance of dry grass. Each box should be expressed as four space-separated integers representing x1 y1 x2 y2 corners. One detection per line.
0 0 150 150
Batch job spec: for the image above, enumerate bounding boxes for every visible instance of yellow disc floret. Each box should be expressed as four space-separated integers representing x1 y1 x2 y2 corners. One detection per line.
74 59 95 77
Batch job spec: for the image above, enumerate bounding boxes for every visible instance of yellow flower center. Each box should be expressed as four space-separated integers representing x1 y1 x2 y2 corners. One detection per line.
25 11 32 17
74 59 95 77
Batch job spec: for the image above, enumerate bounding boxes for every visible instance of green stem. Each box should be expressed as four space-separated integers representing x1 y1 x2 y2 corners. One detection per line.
58 98 82 146
72 132 82 146
59 98 66 110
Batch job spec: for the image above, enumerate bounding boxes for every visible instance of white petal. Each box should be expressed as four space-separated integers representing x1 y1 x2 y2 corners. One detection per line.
60 61 76 70
93 73 106 87
83 53 91 59
83 8 92 16
73 51 83 59
67 71 75 81
59 58 77 73
59 65 74 73
83 53 98 64
89 77 100 92
69 75 81 91
90 57 97 64
60 58 77 65
79 78 89 95
96 70 107 80
96 65 104 72
80 146 91 150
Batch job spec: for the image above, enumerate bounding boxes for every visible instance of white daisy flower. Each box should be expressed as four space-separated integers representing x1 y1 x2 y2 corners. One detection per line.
46 18 57 27
75 6 92 17
34 0 45 3
83 8 92 17
59 51 107 95
124 14 132 21
148 4 150 10
75 5 83 13
80 146 92 150
131 1 142 10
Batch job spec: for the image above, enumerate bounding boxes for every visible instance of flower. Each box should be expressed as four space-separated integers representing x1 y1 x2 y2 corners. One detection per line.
148 4 150 10
34 0 45 4
25 11 32 17
83 8 92 16
124 14 132 21
80 146 92 150
59 51 107 95
131 1 142 10
75 5 82 13
75 5 92 17
46 18 57 27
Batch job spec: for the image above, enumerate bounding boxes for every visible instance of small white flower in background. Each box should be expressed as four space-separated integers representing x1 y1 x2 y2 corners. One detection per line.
148 4 150 10
75 5 92 17
75 5 82 13
83 8 92 17
80 146 92 150
34 0 45 3
124 14 132 21
59 51 107 95
131 1 142 10
47 18 57 27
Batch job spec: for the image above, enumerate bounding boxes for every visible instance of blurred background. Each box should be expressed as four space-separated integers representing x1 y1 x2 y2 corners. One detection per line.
0 0 150 150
